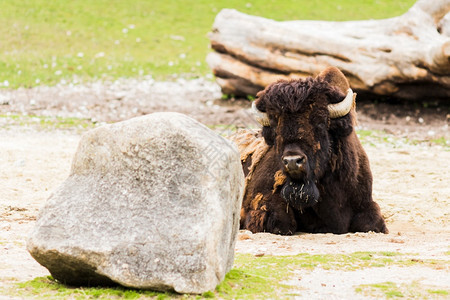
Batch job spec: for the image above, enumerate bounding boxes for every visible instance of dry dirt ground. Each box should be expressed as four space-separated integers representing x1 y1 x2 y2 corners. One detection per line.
0 78 449 298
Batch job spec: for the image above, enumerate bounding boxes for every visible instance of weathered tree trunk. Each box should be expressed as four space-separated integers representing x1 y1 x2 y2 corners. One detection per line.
207 0 450 101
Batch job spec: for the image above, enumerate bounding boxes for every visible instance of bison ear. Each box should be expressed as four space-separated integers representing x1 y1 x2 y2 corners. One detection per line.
254 90 275 145
316 66 349 94
318 67 354 137
329 116 354 137
255 89 267 112
262 126 276 146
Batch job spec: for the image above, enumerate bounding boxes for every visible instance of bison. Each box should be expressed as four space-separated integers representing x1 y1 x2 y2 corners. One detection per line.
233 67 388 235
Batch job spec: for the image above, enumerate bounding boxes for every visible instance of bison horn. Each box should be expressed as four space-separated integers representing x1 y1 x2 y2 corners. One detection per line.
328 88 355 119
251 101 270 126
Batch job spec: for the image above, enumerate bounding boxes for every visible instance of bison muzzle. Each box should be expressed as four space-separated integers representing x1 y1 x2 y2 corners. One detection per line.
233 67 388 235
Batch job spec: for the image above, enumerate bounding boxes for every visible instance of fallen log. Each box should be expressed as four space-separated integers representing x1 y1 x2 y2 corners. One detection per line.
207 0 450 101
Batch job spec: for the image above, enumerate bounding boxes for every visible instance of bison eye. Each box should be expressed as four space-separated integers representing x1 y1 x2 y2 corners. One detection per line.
316 122 327 134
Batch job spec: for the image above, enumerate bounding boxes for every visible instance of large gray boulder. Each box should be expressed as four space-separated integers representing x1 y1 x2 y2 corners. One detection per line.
27 112 244 294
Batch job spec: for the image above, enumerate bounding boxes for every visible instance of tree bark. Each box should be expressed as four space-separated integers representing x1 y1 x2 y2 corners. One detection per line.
207 0 450 101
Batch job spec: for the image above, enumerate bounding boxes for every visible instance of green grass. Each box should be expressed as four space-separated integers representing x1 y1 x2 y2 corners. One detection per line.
235 252 447 273
355 281 405 298
428 289 449 296
3 252 448 299
1 0 415 88
357 128 450 149
0 114 97 131
356 281 450 299
429 136 450 148
14 276 170 299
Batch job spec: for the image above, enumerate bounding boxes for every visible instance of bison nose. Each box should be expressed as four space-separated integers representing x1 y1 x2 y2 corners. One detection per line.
282 155 306 171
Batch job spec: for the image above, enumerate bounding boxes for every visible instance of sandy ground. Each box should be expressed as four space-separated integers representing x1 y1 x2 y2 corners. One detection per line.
0 79 449 298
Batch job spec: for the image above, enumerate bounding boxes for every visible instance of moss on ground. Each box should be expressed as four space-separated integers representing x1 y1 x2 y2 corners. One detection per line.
355 281 449 299
2 252 448 299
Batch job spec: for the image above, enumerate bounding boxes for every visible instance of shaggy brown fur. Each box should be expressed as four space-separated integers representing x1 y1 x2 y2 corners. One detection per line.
237 67 388 235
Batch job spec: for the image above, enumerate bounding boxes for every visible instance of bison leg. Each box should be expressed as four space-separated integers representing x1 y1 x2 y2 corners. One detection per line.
307 199 388 234
307 204 352 234
349 202 388 233
264 199 297 235
241 198 297 235
241 209 268 233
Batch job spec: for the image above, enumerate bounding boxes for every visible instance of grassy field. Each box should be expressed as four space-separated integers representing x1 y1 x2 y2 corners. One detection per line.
1 0 416 88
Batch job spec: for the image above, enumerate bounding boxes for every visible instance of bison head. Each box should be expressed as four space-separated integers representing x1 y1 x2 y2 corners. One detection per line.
252 67 356 211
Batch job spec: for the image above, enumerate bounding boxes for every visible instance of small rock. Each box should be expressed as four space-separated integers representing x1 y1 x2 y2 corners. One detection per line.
389 238 405 244
13 159 26 167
